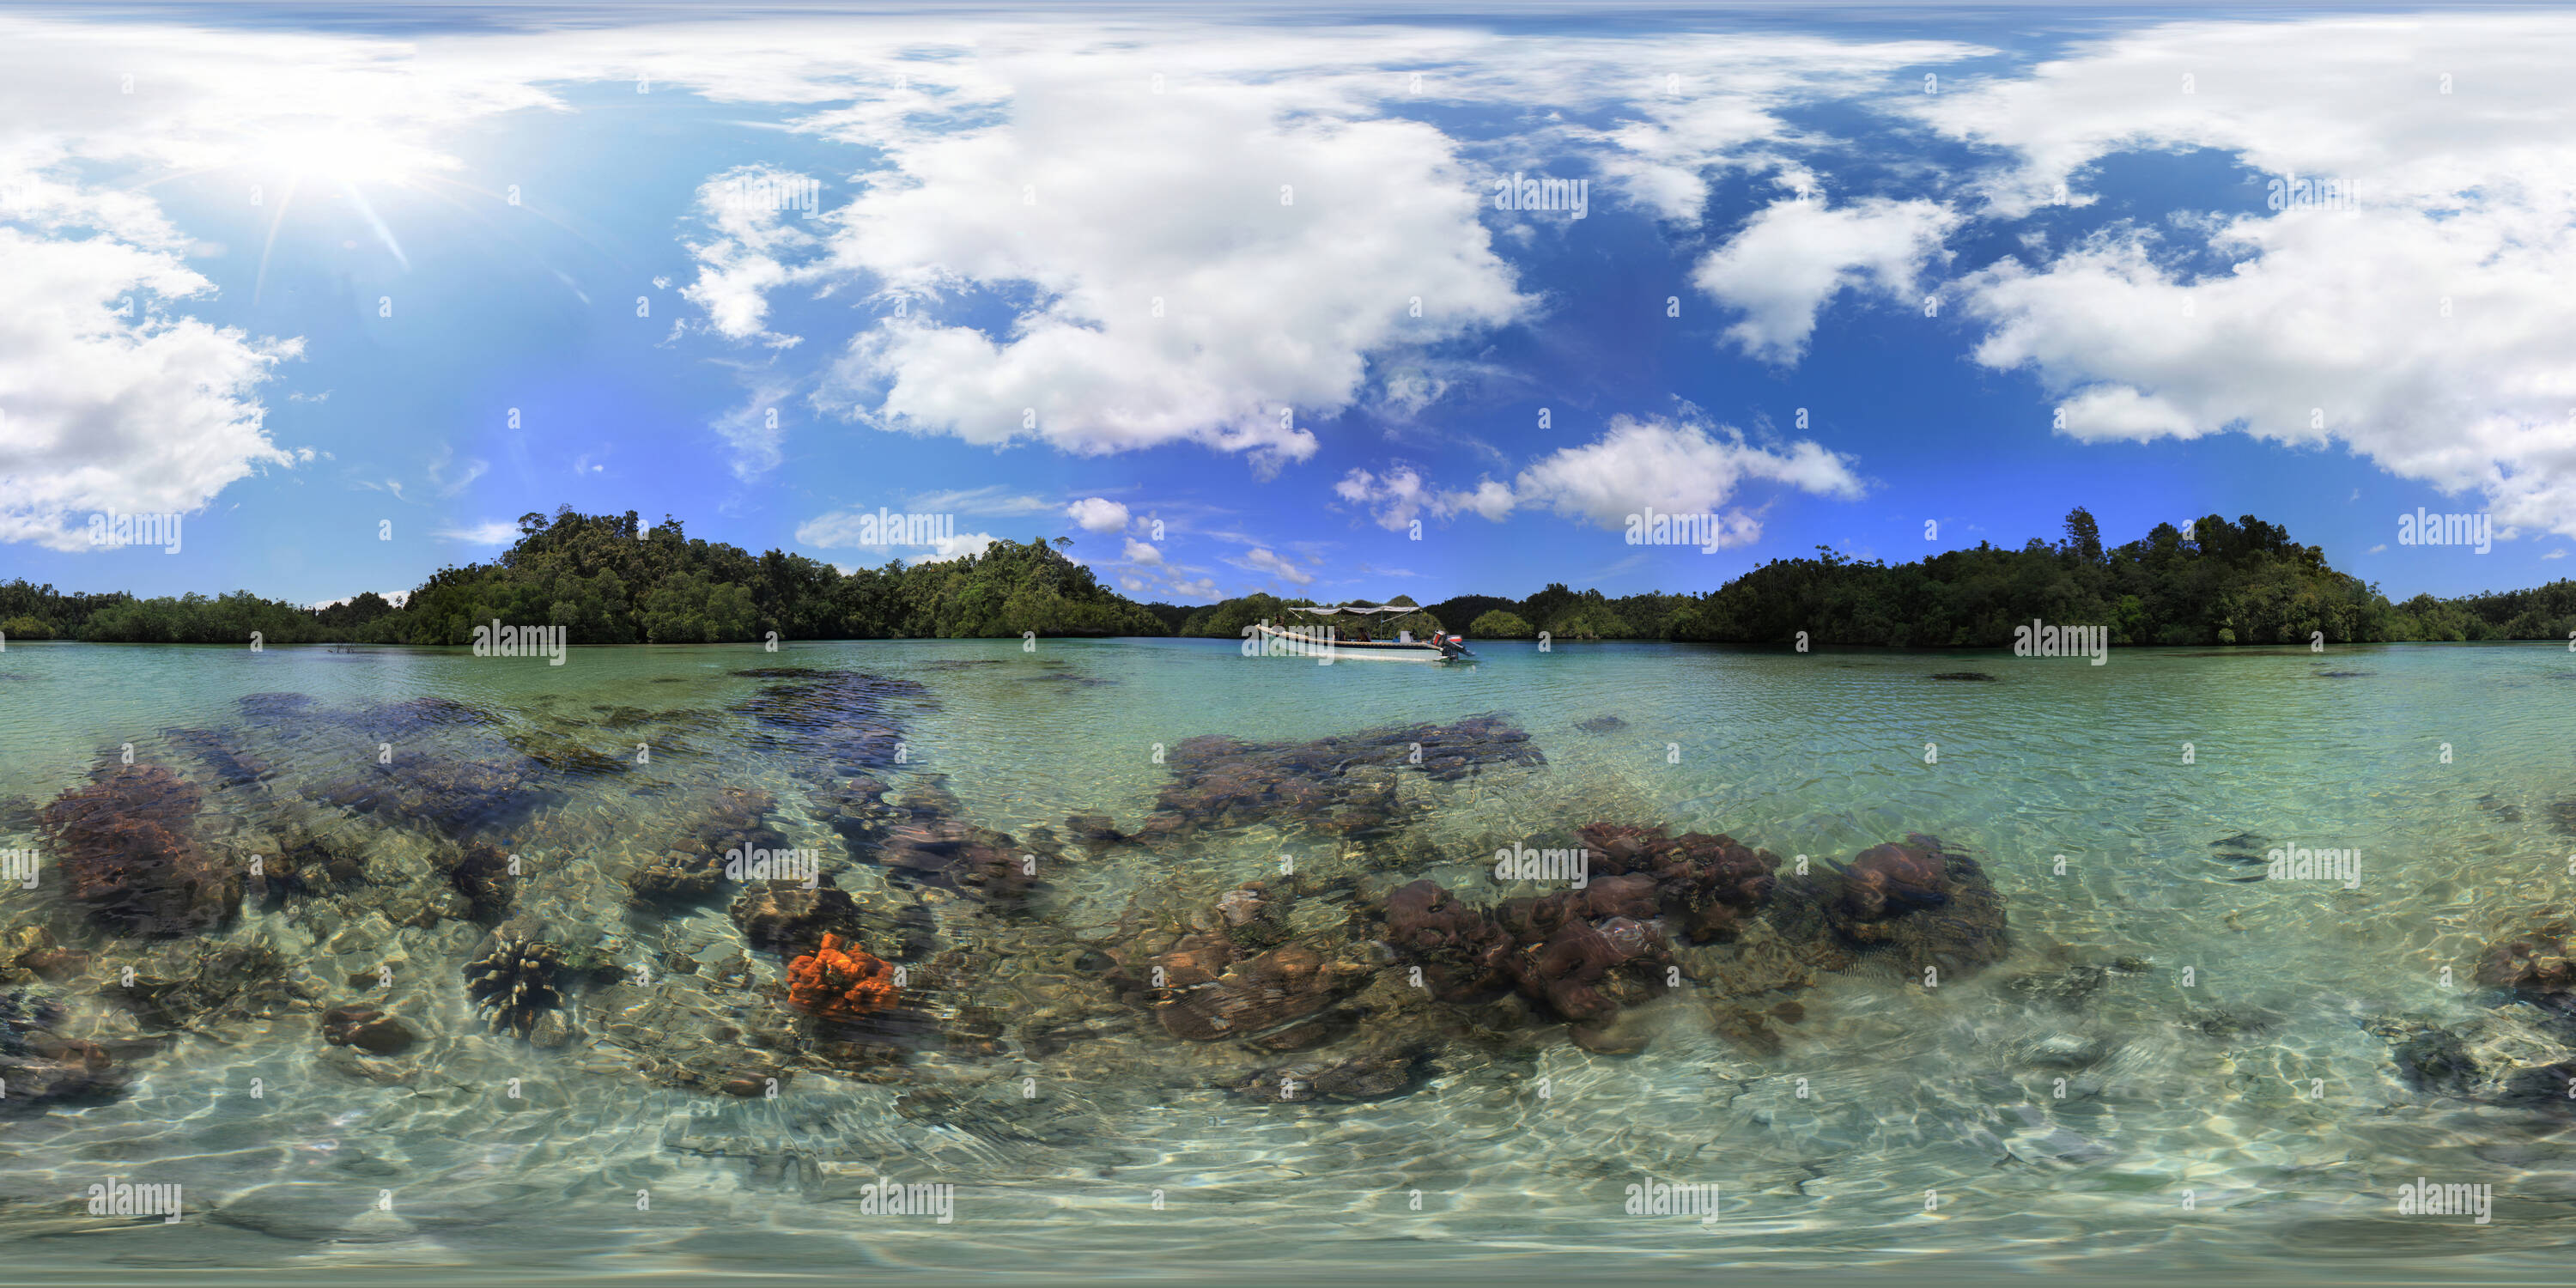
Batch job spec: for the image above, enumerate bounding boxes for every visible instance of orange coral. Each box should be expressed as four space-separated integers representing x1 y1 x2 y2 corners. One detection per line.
785 933 902 1020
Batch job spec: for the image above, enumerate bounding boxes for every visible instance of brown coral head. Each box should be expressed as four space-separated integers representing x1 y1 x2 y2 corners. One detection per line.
1838 841 1949 920
785 932 902 1020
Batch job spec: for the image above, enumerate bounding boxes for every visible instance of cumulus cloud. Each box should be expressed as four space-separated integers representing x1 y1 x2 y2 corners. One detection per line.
1511 415 1864 537
1066 496 1130 533
915 531 998 563
1692 197 1959 364
0 202 299 550
1334 465 1437 532
1339 465 1521 528
1236 546 1315 586
1121 538 1163 566
1917 13 2576 537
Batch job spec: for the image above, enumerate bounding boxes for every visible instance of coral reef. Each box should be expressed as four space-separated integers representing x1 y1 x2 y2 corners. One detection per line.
40 763 240 936
1138 714 1545 841
784 933 902 1022
465 939 567 1040
1578 823 1781 940
625 787 788 907
732 667 929 775
866 779 1046 902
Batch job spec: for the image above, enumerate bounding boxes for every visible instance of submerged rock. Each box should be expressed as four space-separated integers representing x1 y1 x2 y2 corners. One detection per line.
732 667 929 775
625 787 788 908
866 781 1044 902
1236 1048 1428 1103
2476 922 2576 1012
40 762 240 937
1816 834 2008 977
1145 937 1371 1050
0 986 123 1110
447 842 516 923
1140 714 1545 841
320 1004 421 1055
2373 1007 2576 1106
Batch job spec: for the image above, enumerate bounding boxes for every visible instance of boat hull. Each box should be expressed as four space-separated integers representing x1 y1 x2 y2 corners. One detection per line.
1249 623 1463 662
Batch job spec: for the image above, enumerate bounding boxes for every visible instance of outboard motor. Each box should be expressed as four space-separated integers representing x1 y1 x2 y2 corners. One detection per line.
1437 634 1473 661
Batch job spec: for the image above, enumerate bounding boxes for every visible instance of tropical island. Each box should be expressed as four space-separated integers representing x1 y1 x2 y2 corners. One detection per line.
3 505 2569 647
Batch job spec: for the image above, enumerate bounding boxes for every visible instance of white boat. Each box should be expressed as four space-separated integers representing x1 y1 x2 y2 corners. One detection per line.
1247 604 1474 663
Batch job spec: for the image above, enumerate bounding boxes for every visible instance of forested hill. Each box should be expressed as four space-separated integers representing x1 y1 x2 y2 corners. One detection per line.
7 506 2572 647
3 507 1164 645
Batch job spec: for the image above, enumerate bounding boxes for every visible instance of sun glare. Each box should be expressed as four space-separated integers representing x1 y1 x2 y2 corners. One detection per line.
237 121 440 189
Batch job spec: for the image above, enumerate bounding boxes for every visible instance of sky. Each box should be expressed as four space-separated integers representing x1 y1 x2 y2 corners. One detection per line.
3 3 2572 610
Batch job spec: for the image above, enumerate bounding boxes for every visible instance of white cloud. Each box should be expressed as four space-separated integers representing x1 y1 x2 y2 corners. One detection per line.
1121 538 1163 566
708 375 796 479
916 530 998 562
1443 477 1518 522
1512 415 1864 537
433 520 520 544
1335 465 1436 532
1917 13 2576 538
1340 465 1521 528
1692 197 1959 364
0 214 300 551
1564 36 1980 225
909 485 1054 515
680 165 818 347
1066 496 1131 533
1237 546 1315 586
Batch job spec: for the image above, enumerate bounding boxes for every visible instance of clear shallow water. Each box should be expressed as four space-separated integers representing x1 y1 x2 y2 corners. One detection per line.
1 637 2573 1285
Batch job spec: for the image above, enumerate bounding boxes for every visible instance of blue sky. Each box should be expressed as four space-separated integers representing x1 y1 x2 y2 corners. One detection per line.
3 6 2571 609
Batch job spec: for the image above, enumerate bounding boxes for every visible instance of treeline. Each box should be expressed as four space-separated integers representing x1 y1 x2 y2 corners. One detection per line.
1154 510 2576 648
10 506 2573 649
3 507 1162 645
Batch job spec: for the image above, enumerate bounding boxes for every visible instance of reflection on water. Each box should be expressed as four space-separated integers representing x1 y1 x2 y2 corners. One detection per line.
2 637 2573 1284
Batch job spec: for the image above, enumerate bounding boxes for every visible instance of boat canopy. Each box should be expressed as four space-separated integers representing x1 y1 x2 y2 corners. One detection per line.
1283 604 1425 617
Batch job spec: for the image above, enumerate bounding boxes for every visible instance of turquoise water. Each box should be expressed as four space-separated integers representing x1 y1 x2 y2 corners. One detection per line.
2 638 2573 1284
